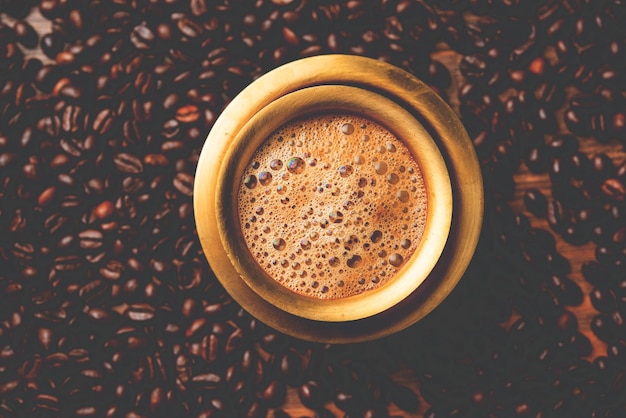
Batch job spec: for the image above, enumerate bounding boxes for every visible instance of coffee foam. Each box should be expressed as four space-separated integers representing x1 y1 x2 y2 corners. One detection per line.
237 113 427 299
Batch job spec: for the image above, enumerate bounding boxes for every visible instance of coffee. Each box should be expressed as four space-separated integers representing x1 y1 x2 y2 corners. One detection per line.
238 113 427 299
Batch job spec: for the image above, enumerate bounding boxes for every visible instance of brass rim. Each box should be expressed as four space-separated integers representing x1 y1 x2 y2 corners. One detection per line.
194 54 483 343
216 85 452 322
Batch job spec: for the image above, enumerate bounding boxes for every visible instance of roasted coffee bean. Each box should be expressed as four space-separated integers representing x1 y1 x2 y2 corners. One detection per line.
114 117 136 144
567 152 591 180
590 287 617 313
78 229 104 250
549 274 583 306
610 310 625 330
177 17 204 38
38 186 57 206
260 380 286 408
175 105 200 123
130 24 155 50
92 201 114 220
561 224 589 246
40 32 65 59
298 380 327 409
113 153 143 174
278 349 302 385
564 108 590 137
162 119 181 139
547 134 578 157
335 390 361 413
523 189 547 217
92 109 116 134
389 384 420 413
57 83 83 100
1 0 31 19
13 20 38 49
173 172 193 196
589 153 614 180
607 340 626 359
601 178 626 201
460 55 489 79
591 314 620 343
546 199 566 231
525 146 550 174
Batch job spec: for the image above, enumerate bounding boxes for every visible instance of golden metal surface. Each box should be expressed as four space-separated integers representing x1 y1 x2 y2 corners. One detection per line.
194 55 483 342
217 85 452 322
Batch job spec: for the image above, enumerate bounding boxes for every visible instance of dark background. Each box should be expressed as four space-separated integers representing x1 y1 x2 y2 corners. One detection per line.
1 0 625 417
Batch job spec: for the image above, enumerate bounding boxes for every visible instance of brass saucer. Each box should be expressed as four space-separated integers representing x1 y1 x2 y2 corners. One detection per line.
194 55 483 343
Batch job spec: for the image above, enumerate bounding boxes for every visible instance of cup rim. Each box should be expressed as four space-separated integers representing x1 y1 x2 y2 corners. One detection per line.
215 84 452 322
194 54 483 342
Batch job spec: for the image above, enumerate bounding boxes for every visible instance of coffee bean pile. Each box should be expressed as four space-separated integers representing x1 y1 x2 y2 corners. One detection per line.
0 0 624 417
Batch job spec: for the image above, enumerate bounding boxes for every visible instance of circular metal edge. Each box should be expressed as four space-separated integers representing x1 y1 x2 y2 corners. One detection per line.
194 54 483 343
215 84 452 322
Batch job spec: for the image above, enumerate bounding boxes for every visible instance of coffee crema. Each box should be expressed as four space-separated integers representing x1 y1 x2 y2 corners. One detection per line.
237 113 427 299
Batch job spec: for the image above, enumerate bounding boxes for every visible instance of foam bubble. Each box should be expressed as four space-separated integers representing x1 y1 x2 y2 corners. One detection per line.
258 172 272 185
271 238 285 251
387 173 399 184
270 159 283 170
389 253 403 267
347 254 362 268
244 175 257 189
287 157 305 174
397 190 409 203
341 123 354 135
339 165 353 177
237 113 428 299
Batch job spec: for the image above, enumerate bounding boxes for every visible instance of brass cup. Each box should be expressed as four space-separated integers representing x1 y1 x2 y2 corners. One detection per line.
194 55 483 343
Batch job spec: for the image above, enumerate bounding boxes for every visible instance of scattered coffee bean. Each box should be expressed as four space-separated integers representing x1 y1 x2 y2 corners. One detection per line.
13 20 38 49
523 188 548 217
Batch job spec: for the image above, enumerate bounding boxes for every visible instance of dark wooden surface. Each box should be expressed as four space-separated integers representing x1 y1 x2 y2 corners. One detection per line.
4 7 625 418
